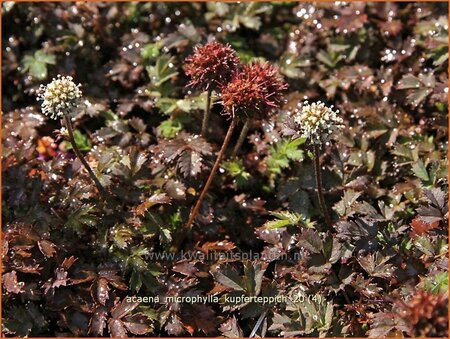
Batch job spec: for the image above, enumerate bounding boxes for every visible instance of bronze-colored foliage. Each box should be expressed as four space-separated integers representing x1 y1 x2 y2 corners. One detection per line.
2 1 448 337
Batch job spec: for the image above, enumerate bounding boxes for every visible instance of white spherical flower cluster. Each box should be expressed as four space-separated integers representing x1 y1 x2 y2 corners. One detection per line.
294 101 344 145
37 75 82 119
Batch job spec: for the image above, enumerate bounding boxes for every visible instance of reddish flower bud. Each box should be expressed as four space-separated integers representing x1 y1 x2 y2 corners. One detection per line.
221 62 287 120
184 42 239 91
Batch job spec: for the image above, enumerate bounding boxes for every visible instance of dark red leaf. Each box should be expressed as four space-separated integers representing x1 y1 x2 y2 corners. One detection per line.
111 298 140 320
94 277 110 306
37 240 57 258
88 306 108 336
410 217 440 237
108 318 127 338
134 193 171 216
172 260 198 277
122 314 152 335
61 256 77 270
199 240 236 253
3 271 24 294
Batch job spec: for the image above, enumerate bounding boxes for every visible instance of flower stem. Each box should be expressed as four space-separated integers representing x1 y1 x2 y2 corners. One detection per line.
64 114 107 198
313 146 351 303
186 117 236 229
231 119 249 157
201 88 212 137
170 117 236 253
313 144 332 228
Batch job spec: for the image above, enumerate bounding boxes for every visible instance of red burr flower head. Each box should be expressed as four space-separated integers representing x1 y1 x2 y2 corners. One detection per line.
184 41 240 91
221 62 287 120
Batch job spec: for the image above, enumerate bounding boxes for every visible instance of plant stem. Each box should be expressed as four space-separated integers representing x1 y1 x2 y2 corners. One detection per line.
186 117 236 229
313 144 332 228
201 88 212 137
170 117 236 253
313 146 351 303
231 119 250 157
64 114 108 198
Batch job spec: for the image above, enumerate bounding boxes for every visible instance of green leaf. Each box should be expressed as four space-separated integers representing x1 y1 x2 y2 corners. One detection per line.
328 43 351 53
154 97 178 115
237 50 259 64
66 129 92 152
64 205 98 234
157 118 183 138
141 42 161 60
423 271 448 294
318 302 334 334
101 110 119 122
223 159 251 188
263 218 290 230
146 54 178 88
396 74 421 89
430 44 448 66
176 92 208 113
21 50 56 79
263 210 314 230
130 269 143 292
279 54 312 79
125 245 150 272
412 160 430 181
242 261 266 295
228 2 273 31
316 49 345 68
267 138 305 175
391 143 416 162
35 50 55 64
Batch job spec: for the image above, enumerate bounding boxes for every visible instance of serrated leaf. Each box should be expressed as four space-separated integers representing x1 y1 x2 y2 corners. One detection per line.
357 251 395 279
112 225 134 249
262 210 314 230
397 73 435 107
333 190 362 217
267 138 305 175
213 266 244 291
263 218 291 230
178 150 202 178
157 118 183 138
297 229 323 254
64 205 98 234
242 261 267 295
423 271 448 294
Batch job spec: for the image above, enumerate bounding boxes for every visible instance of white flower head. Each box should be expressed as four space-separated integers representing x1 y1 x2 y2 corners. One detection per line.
37 75 82 119
294 101 344 145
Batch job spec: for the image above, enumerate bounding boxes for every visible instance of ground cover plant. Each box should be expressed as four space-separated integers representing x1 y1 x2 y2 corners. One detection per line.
2 1 449 337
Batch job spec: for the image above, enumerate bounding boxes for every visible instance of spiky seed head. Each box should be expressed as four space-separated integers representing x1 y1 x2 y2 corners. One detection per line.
242 62 287 109
221 62 287 120
184 41 239 91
